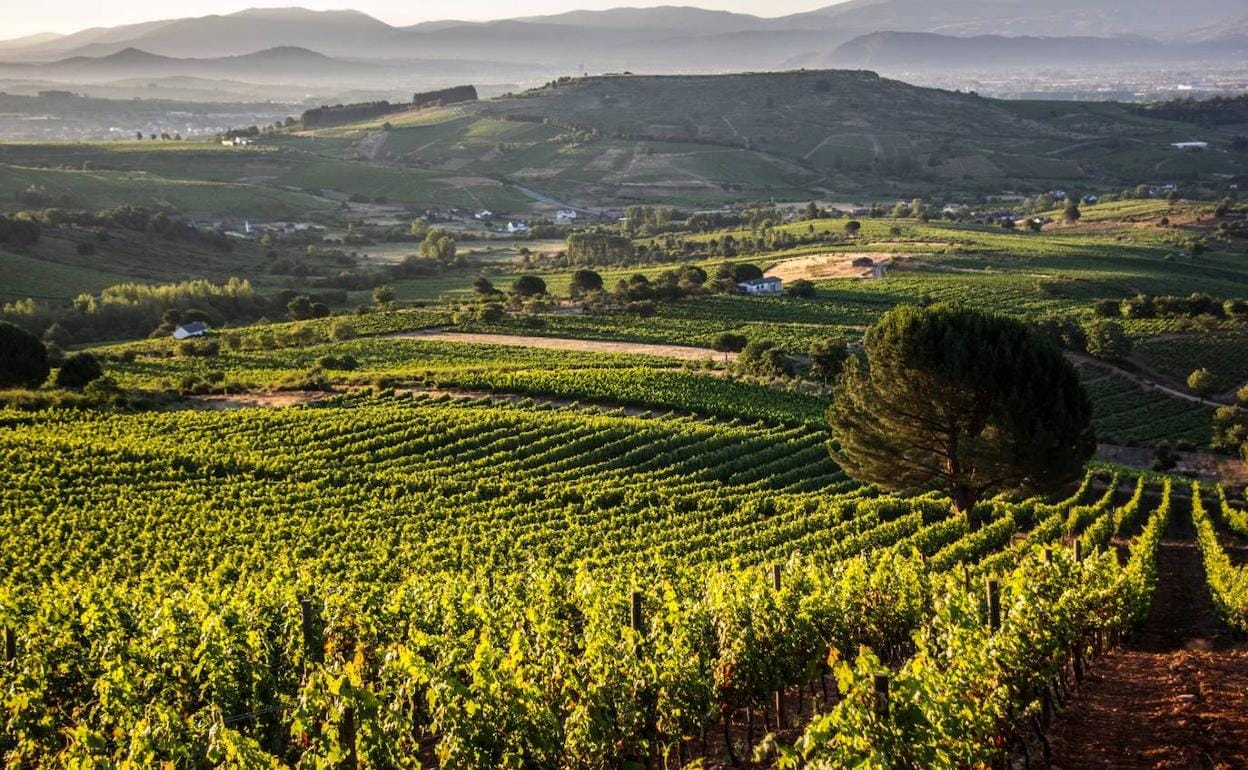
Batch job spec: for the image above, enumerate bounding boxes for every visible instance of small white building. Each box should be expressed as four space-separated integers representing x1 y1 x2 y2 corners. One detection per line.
737 277 783 296
474 209 494 220
555 209 578 223
506 221 530 234
221 137 253 147
1171 141 1209 151
172 322 211 340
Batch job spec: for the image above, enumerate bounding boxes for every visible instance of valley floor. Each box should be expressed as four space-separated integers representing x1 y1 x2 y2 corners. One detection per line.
1048 505 1248 769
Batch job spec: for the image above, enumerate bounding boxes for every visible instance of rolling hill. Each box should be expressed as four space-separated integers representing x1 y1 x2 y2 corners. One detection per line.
294 69 1248 206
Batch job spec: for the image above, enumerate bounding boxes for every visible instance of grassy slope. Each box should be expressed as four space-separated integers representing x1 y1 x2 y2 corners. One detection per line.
0 248 134 302
0 163 323 218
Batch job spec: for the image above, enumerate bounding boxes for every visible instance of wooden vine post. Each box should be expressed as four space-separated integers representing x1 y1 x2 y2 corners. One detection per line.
986 580 1001 631
341 707 358 770
629 590 644 638
873 674 890 719
3 626 14 662
771 563 785 729
299 596 323 665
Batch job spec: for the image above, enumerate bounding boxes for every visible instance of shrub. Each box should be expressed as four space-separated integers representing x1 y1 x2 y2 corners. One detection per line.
372 285 396 307
570 269 604 296
712 332 748 353
786 279 816 298
329 320 357 342
808 339 850 382
317 354 359 371
477 304 505 323
729 263 763 283
176 339 220 357
1084 319 1132 361
55 352 104 390
737 339 791 378
83 375 124 404
1187 368 1217 397
1092 299 1121 318
0 321 49 389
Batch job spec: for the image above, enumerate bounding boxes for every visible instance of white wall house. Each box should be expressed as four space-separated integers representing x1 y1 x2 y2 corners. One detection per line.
506 221 530 234
555 209 578 223
172 322 210 340
737 277 783 296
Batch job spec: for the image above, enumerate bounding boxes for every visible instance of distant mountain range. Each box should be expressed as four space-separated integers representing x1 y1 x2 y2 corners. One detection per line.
0 3 1245 102
2 3 1246 65
0 46 383 83
794 31 1248 71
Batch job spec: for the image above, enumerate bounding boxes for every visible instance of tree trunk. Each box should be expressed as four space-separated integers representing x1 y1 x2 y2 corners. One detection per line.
952 485 979 529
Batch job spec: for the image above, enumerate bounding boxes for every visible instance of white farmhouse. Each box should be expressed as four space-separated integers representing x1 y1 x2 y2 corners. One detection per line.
172 322 211 340
506 221 530 234
555 209 578 223
737 277 783 296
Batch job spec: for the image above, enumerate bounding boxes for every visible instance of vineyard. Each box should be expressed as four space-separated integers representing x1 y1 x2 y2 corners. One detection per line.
0 390 1232 767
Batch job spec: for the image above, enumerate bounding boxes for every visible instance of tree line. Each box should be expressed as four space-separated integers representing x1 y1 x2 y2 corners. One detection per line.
301 86 478 129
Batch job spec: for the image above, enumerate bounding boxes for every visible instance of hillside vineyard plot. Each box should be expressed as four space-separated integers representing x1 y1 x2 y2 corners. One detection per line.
0 391 1174 766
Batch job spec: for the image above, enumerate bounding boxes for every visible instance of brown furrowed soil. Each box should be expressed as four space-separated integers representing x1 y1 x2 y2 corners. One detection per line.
1048 500 1248 770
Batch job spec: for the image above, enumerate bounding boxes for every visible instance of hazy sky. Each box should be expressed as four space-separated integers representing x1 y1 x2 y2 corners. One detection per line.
4 1 846 38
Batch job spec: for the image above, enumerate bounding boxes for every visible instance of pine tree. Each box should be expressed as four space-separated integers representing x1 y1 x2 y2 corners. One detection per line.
828 305 1095 514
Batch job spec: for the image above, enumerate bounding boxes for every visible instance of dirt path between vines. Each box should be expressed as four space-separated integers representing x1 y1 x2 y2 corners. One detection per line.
388 330 735 362
1047 499 1248 770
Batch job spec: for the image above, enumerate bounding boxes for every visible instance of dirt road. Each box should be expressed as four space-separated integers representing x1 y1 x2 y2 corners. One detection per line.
389 330 734 361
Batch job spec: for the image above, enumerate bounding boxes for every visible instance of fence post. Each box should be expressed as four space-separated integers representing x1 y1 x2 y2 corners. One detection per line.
771 563 782 591
774 688 786 730
630 590 644 636
986 579 1001 631
1073 540 1083 563
873 674 890 719
3 626 14 662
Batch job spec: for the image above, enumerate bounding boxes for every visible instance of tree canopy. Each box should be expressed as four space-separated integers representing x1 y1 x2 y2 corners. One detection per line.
570 269 604 297
512 275 547 297
828 304 1095 514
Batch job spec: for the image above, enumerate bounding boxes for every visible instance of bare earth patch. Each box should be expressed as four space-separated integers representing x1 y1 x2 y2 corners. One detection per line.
186 392 327 410
389 330 733 361
440 176 502 188
766 253 893 282
1096 444 1248 486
